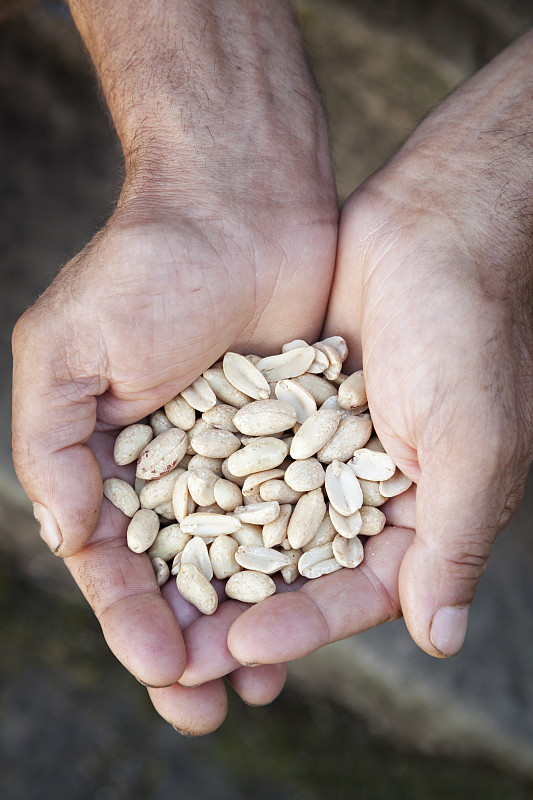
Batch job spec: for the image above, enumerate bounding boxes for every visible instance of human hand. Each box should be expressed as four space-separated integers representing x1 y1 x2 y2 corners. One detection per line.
224 29 533 668
12 0 337 732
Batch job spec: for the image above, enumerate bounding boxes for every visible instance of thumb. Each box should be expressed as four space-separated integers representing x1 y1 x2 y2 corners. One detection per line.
12 308 106 558
399 425 516 658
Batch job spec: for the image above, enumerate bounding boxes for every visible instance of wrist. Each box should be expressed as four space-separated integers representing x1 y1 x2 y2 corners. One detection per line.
402 30 533 239
363 31 533 286
70 0 334 210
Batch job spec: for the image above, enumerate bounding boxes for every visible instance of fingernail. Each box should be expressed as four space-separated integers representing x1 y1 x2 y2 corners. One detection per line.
430 605 469 657
33 503 62 553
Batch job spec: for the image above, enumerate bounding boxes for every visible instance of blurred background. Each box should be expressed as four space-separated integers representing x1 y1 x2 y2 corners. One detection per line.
1 1 533 798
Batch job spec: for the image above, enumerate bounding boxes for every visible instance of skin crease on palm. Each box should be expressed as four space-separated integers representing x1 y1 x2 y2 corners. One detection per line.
10 0 533 735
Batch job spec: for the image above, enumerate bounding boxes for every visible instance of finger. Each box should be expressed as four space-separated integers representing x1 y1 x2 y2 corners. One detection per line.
162 573 234 633
12 308 105 557
227 526 413 665
177 575 305 686
400 429 517 658
147 680 228 736
179 599 249 686
172 575 301 687
381 484 416 530
161 576 204 630
64 430 187 686
227 663 287 706
66 502 187 687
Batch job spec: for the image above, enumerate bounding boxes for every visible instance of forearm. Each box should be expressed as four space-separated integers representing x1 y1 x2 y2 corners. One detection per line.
406 29 533 158
68 0 329 201
373 30 533 285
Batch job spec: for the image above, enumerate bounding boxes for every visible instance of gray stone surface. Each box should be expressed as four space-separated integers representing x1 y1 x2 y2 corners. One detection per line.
1 0 532 778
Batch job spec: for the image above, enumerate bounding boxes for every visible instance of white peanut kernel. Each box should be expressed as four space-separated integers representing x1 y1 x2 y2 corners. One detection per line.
110 336 410 614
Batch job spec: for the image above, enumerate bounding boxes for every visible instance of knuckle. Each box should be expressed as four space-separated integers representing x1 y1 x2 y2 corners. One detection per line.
443 540 491 583
359 562 401 623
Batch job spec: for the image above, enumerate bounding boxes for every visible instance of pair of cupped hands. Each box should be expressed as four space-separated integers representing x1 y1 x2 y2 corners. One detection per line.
12 32 533 735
